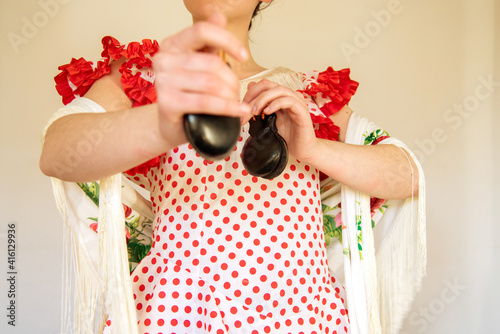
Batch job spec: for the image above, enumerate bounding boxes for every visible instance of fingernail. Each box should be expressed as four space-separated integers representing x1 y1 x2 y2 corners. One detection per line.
251 105 258 114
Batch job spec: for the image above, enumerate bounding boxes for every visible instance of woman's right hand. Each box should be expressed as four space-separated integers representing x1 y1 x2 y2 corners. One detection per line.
153 13 251 148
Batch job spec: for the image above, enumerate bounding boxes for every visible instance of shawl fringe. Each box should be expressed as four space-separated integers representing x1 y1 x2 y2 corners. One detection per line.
339 113 426 334
374 142 426 334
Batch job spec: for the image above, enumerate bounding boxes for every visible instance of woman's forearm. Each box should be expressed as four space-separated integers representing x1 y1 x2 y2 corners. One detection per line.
40 103 172 182
309 139 419 199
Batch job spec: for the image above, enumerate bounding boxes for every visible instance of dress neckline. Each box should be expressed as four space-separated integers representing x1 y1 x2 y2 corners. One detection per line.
240 68 277 82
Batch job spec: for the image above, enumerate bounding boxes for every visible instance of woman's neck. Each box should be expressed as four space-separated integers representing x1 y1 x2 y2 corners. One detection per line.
229 51 267 81
228 21 267 79
192 16 267 80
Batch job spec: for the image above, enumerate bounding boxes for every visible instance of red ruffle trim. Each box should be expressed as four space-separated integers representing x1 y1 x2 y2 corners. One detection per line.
123 156 163 177
301 67 358 180
55 36 159 106
300 67 359 144
301 67 359 118
310 114 340 142
54 36 162 176
55 57 111 105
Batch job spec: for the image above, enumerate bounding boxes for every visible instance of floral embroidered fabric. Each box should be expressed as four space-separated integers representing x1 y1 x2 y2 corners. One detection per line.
321 129 390 257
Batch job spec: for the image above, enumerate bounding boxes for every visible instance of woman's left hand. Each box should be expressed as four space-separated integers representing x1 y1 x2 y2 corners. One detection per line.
243 79 319 163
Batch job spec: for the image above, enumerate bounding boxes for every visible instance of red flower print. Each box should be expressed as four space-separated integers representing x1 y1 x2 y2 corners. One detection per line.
90 222 98 233
123 204 132 218
370 197 386 217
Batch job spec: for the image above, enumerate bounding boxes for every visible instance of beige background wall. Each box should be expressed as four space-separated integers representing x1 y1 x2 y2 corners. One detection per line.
0 0 497 333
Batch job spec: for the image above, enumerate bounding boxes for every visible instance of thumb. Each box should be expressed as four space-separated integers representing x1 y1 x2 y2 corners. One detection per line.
202 13 230 56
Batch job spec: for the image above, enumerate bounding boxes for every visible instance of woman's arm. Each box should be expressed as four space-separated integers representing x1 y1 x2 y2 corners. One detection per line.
39 100 169 182
40 14 251 182
40 57 171 182
310 136 419 200
315 104 419 199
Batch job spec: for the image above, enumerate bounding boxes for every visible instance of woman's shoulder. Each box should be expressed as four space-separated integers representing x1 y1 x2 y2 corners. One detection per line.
55 36 159 106
299 66 359 117
240 67 303 91
249 66 359 97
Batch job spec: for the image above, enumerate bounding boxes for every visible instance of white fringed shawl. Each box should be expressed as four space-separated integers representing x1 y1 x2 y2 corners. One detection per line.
44 69 425 334
42 98 140 334
321 112 426 334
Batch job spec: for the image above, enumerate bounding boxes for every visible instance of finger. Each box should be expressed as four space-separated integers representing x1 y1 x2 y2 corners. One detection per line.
157 90 251 118
247 85 301 115
243 79 277 104
154 53 239 98
202 13 228 54
239 110 256 126
262 96 307 120
159 20 248 62
155 71 238 101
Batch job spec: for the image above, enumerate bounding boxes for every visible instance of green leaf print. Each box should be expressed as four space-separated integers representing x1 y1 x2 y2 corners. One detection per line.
77 182 100 206
363 129 390 146
356 214 363 260
322 203 343 247
77 181 153 273
128 240 151 264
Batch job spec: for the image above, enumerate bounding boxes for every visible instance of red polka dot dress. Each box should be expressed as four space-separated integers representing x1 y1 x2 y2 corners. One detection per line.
54 37 359 334
116 127 350 333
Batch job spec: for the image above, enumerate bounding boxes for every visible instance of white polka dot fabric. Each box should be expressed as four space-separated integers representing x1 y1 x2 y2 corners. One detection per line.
105 124 350 334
